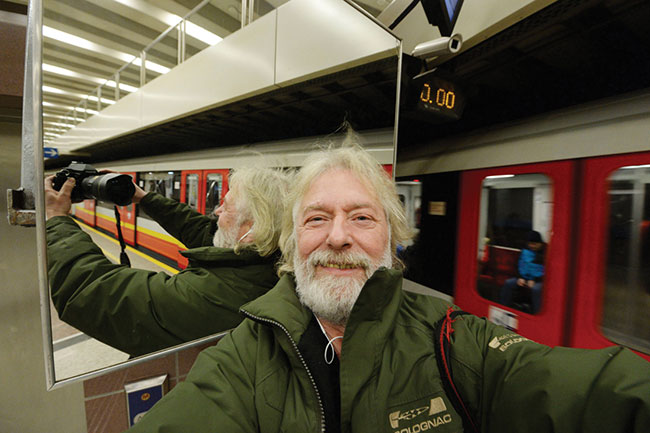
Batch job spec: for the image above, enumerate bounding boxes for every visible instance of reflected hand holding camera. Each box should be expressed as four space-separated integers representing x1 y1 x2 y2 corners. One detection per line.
44 175 75 220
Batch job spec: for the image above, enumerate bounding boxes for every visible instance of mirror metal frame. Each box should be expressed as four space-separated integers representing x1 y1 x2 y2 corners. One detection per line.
21 0 58 390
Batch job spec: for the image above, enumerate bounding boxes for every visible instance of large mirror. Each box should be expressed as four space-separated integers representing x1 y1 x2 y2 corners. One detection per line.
36 0 402 386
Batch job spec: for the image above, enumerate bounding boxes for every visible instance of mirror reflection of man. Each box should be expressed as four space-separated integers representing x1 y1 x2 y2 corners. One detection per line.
44 167 290 357
127 144 650 433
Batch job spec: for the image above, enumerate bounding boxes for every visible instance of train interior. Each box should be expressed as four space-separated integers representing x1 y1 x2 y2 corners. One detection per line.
2 0 650 431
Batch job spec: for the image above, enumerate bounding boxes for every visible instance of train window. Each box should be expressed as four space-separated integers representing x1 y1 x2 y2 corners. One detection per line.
186 174 200 210
204 173 224 216
140 172 178 199
476 173 553 315
601 165 650 354
138 172 181 220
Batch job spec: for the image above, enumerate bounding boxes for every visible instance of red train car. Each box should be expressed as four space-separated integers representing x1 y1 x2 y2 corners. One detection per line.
397 91 650 361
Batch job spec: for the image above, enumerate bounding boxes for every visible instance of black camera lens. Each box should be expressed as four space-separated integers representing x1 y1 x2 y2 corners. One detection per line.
53 163 135 206
81 174 135 206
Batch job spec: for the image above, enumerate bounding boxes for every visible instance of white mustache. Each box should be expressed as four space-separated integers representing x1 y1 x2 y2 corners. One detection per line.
307 250 372 272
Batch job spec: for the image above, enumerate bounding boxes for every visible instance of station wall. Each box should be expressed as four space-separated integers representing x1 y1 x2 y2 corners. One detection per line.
0 120 87 433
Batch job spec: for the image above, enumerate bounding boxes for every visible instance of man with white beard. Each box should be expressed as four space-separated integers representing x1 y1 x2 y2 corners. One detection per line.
128 144 650 433
288 164 397 357
45 166 290 356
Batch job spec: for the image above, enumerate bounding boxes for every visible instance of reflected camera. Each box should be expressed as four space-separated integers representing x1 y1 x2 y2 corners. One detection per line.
52 162 135 206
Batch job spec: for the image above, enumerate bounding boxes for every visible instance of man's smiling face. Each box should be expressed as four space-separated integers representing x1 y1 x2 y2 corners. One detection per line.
293 168 391 324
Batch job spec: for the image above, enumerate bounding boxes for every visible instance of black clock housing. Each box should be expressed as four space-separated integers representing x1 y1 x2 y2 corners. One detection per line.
402 66 466 123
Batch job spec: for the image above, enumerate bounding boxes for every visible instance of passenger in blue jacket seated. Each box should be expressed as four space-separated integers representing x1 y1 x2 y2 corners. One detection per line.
499 230 545 313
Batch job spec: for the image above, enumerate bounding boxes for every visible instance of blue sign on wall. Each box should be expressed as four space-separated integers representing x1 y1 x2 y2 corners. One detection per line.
43 147 59 158
125 374 168 426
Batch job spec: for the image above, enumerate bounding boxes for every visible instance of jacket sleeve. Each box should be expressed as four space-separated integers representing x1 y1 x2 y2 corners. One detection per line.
449 315 650 433
46 216 245 356
126 323 260 433
139 192 217 248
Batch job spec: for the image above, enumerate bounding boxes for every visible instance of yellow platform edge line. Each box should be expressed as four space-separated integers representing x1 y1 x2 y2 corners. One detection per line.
76 219 180 275
93 212 186 249
100 248 120 264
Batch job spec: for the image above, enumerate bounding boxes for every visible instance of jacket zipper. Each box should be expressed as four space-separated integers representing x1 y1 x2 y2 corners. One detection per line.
241 310 326 433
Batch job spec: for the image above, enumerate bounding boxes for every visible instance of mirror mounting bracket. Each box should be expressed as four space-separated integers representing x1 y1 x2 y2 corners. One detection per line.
6 189 36 227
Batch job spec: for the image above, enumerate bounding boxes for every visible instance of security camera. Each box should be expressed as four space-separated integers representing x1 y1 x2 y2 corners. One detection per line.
411 34 463 59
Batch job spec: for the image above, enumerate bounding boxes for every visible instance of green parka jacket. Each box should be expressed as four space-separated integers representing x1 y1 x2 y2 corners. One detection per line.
47 193 279 356
127 269 650 433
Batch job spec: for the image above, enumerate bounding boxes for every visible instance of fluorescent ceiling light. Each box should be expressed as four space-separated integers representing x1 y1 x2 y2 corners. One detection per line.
43 64 137 93
485 174 515 179
43 101 99 115
105 80 138 93
88 95 116 105
43 26 170 75
44 112 68 120
111 0 222 45
42 85 116 105
132 58 170 75
43 63 97 80
42 85 68 95
185 22 222 45
44 122 75 128
43 26 98 51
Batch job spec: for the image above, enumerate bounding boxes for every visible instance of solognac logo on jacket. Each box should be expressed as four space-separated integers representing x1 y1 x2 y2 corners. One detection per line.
488 333 530 352
389 397 452 432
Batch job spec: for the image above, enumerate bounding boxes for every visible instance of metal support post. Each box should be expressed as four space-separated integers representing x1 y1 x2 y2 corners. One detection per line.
97 86 101 111
115 72 120 100
248 0 255 25
140 51 147 87
241 0 247 28
177 20 186 64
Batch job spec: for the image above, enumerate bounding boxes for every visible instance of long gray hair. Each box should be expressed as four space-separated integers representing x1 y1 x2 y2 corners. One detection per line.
228 167 292 257
278 139 413 274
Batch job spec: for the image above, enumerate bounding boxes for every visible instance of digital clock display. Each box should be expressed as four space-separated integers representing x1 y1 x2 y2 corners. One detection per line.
413 74 465 121
420 82 457 110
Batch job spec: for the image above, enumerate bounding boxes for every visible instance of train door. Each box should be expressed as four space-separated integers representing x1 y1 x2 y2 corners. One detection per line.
180 170 202 211
180 170 229 215
571 151 650 360
176 169 229 268
455 161 574 346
